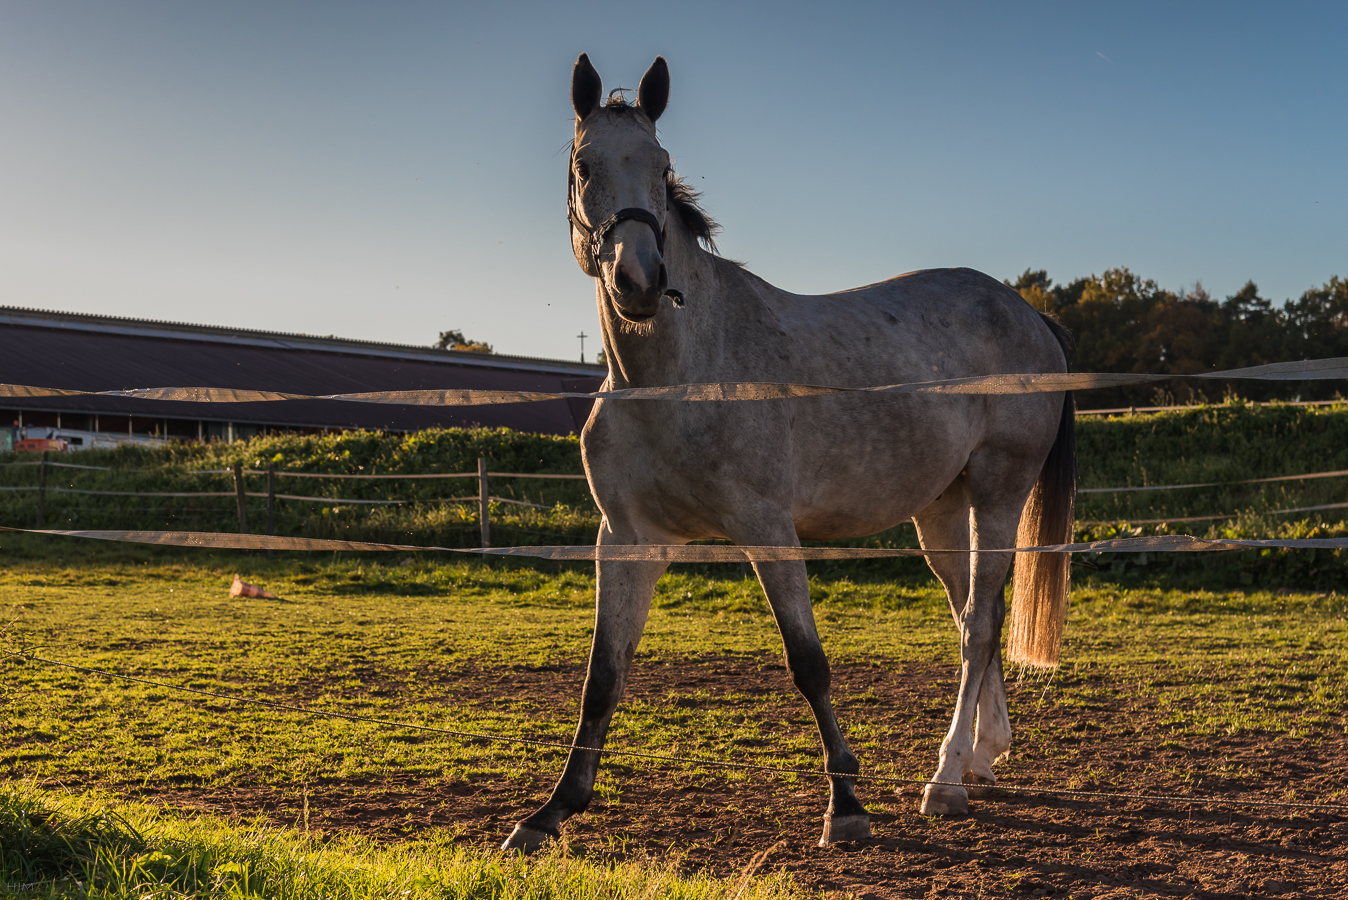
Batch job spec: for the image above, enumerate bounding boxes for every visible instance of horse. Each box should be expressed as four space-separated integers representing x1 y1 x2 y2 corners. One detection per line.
502 54 1076 851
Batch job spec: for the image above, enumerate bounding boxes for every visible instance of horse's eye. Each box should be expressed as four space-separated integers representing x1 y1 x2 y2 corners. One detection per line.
575 161 590 181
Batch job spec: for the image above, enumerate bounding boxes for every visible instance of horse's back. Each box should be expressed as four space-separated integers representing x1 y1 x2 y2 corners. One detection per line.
785 267 1064 385
766 267 1069 537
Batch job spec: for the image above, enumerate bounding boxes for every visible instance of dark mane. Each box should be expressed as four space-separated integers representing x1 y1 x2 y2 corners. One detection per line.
665 172 720 253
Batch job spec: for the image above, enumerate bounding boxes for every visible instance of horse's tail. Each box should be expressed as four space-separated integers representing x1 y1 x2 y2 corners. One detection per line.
1007 316 1077 669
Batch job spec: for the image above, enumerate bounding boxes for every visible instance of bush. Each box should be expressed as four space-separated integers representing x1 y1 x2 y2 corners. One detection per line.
4 401 1348 587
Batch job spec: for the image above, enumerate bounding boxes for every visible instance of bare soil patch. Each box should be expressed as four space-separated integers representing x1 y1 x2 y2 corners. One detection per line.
122 655 1347 899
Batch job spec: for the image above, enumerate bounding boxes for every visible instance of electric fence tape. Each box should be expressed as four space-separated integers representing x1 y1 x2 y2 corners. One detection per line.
3 526 1348 560
2 356 1347 407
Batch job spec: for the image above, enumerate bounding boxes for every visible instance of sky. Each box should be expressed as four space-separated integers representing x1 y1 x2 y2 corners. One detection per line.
0 2 1344 362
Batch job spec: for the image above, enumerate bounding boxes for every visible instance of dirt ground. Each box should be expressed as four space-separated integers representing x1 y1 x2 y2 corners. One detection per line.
127 655 1347 900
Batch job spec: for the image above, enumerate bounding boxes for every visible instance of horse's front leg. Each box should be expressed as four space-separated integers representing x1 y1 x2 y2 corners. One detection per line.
751 553 872 845
502 536 668 851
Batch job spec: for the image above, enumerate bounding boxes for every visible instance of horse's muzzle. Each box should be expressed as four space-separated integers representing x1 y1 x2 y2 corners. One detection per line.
609 259 668 321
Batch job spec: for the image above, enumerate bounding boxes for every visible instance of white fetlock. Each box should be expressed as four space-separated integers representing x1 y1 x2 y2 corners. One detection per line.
819 813 872 845
501 824 557 852
920 782 969 816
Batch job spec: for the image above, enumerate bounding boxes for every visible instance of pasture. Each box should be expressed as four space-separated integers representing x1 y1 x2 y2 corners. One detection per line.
3 546 1346 898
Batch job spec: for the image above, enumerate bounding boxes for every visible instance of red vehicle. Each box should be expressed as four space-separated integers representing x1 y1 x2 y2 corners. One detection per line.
15 437 68 453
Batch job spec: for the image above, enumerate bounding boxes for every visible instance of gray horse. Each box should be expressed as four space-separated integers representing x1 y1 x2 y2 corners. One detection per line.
503 54 1076 851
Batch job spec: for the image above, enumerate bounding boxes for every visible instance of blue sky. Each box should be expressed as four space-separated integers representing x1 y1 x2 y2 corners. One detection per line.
1 2 1343 361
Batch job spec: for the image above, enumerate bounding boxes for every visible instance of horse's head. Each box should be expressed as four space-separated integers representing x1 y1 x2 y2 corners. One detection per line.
569 53 674 322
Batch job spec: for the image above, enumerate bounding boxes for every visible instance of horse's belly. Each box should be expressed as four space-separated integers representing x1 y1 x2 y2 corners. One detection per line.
786 395 983 540
791 466 959 540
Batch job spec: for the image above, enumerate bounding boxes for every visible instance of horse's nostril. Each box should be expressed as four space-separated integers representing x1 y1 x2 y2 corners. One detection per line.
615 266 637 295
657 264 669 293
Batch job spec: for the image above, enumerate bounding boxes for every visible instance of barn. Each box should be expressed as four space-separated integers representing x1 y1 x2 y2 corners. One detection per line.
0 306 606 451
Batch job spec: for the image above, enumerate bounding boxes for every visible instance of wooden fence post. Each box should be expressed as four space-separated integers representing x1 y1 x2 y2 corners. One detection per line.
266 463 276 557
36 450 47 528
478 457 490 549
233 461 249 534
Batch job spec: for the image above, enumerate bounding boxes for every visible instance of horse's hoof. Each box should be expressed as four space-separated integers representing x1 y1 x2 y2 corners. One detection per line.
962 770 996 798
501 823 558 852
819 813 872 846
920 783 969 816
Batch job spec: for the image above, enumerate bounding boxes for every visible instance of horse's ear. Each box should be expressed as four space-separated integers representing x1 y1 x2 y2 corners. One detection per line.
572 53 602 121
637 56 669 123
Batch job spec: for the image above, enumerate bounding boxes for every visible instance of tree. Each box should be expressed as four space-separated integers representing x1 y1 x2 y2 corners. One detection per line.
1005 268 1339 407
1283 276 1348 400
1008 269 1055 314
1286 275 1348 359
434 330 493 354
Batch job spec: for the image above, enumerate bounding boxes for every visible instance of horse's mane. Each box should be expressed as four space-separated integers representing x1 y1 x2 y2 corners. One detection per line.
665 172 720 254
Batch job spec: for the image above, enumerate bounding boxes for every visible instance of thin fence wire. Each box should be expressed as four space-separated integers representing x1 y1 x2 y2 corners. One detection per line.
234 470 478 479
1077 500 1348 526
4 647 1343 815
236 470 588 480
10 460 1348 495
1077 398 1348 416
0 486 580 508
1078 468 1348 494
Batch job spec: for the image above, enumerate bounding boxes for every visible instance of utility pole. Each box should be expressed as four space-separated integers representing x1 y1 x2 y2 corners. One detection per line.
577 331 588 363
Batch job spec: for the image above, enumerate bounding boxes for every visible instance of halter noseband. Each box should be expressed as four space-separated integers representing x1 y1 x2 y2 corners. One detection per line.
568 148 685 307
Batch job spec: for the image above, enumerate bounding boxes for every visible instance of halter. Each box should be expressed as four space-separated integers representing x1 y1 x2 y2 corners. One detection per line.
568 147 685 307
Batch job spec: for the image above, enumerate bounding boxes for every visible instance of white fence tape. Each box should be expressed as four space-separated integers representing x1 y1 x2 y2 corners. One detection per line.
3 527 1344 560
2 357 1346 407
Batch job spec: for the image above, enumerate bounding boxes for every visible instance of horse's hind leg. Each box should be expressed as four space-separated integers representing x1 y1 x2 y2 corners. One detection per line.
966 657 1011 795
502 533 668 851
749 549 871 845
912 469 1016 815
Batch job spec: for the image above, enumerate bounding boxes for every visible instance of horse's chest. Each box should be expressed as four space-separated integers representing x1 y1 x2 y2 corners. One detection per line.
583 404 792 501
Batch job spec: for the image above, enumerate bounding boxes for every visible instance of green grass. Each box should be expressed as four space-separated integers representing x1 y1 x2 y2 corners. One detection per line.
3 550 1346 789
3 551 1347 894
1049 582 1348 738
0 784 798 900
0 548 944 791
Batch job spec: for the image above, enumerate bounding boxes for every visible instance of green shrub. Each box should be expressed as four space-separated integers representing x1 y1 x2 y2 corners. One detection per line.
4 400 1348 586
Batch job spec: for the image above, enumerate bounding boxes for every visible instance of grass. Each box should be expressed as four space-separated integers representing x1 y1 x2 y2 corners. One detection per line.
2 543 1347 895
0 784 798 900
3 545 1346 791
5 406 1348 895
0 542 945 793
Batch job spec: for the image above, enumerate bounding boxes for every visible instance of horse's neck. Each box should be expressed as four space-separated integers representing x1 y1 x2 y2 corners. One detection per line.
598 231 746 388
